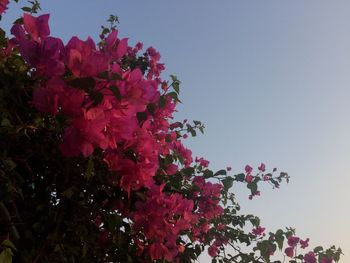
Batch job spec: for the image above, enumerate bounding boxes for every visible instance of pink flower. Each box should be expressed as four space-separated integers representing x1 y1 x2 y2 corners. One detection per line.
0 0 9 14
245 164 253 174
32 78 68 115
23 13 50 42
178 245 185 253
252 226 265 236
300 238 309 249
66 36 107 77
166 164 178 175
287 236 300 247
208 245 218 257
195 157 209 167
320 256 333 263
304 252 317 263
135 42 143 51
284 246 294 258
226 166 232 171
245 175 253 183
263 174 270 181
258 163 266 172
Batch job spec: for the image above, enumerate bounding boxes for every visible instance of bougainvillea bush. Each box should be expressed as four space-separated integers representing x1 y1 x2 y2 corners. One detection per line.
0 1 343 263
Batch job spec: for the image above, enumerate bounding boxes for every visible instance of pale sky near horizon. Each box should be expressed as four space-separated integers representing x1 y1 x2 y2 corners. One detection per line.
1 1 350 262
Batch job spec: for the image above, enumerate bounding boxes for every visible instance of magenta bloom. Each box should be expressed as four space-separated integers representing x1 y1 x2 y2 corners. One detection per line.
208 245 218 257
0 0 9 14
245 164 253 174
284 246 294 258
245 175 253 183
252 226 265 236
287 236 300 247
258 163 266 172
304 252 317 263
320 256 333 263
23 13 50 41
300 238 309 249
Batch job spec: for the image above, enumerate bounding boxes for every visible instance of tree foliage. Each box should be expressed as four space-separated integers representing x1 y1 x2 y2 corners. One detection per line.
0 1 342 262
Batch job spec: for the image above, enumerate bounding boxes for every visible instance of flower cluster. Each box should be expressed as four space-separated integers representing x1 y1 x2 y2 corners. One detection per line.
8 12 226 261
0 6 341 262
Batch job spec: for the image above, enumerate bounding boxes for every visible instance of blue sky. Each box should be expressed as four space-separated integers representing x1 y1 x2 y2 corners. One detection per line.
2 0 350 261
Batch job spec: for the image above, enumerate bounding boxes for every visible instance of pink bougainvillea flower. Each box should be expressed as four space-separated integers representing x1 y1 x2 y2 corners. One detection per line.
300 238 309 249
320 256 333 263
304 251 317 263
104 29 128 59
0 0 9 14
60 117 108 157
208 245 218 257
245 164 253 174
284 246 294 258
287 236 300 247
252 226 265 236
11 19 65 77
245 174 253 183
178 245 185 253
195 157 209 167
32 78 65 115
263 174 270 181
226 166 232 171
23 13 50 42
258 162 266 172
66 36 107 77
165 164 178 175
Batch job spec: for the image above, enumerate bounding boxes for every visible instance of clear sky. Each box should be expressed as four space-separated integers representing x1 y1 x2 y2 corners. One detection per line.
2 0 350 262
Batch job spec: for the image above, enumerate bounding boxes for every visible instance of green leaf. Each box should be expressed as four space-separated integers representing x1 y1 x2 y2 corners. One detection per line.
168 91 181 103
111 73 122 80
0 248 13 263
181 167 195 177
222 176 234 191
186 125 196 137
173 83 180 94
234 173 245 182
314 246 323 253
101 27 110 35
159 96 166 108
249 217 260 227
85 158 94 181
214 169 227 176
1 118 11 127
98 71 109 79
13 17 23 25
1 240 16 251
203 170 214 178
67 77 95 91
21 7 32 12
3 159 16 171
247 182 258 193
146 103 156 115
275 234 284 250
110 86 121 100
193 120 201 125
90 91 104 107
136 112 148 123
170 74 178 82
